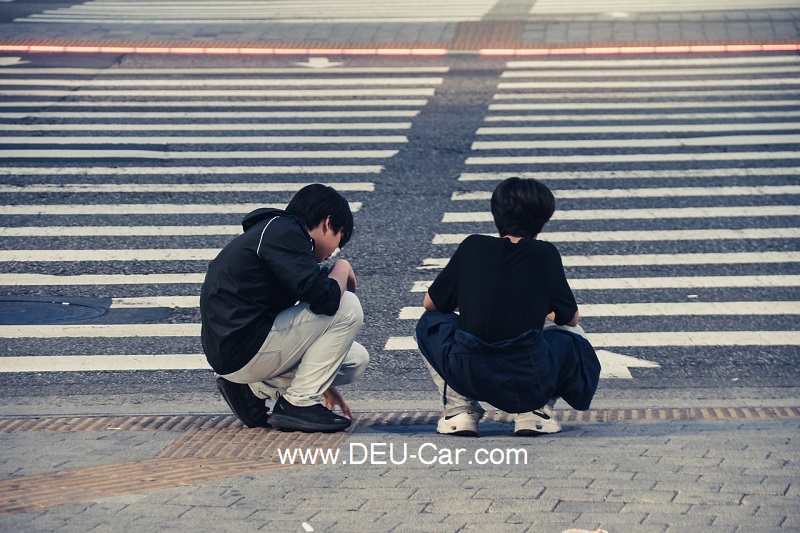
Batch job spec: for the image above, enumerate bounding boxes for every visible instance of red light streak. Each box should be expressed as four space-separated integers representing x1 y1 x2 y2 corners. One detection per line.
0 43 795 56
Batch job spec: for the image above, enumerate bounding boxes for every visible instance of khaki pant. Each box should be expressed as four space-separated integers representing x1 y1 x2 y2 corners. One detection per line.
221 291 368 407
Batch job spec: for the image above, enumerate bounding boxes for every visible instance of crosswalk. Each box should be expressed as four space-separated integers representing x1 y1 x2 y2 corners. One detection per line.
13 0 793 24
13 0 497 24
0 62 446 371
384 54 800 379
2 53 799 384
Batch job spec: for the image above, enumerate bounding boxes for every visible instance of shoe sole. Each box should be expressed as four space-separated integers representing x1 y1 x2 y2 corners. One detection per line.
268 413 351 433
514 428 561 436
437 429 478 437
216 377 270 428
436 418 478 437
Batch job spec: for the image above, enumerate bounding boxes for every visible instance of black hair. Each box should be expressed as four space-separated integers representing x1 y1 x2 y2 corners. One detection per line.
285 184 354 248
490 177 555 239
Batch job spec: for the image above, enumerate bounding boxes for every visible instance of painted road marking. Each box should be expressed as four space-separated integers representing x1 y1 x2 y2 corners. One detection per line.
411 275 800 292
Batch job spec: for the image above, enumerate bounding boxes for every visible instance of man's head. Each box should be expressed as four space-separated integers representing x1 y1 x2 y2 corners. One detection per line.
490 177 555 239
286 184 354 253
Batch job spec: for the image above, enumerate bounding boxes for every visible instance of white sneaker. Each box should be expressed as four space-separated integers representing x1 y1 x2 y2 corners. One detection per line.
436 412 480 436
514 406 561 436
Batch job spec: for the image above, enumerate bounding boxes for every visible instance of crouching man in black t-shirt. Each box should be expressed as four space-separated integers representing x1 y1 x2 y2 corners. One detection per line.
201 184 368 433
416 177 601 437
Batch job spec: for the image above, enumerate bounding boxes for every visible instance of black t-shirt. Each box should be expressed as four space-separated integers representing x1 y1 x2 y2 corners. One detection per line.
427 234 578 344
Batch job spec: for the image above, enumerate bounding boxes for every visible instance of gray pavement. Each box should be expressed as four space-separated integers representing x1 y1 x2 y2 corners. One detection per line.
0 1 798 50
0 1 799 531
0 408 798 532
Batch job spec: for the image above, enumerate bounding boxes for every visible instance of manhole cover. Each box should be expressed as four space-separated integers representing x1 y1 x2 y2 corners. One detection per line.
0 298 107 325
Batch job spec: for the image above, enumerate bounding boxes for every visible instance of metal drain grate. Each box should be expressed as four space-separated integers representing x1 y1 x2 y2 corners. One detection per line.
2 406 799 436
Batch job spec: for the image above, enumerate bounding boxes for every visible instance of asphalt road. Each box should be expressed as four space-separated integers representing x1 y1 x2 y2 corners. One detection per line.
0 51 798 416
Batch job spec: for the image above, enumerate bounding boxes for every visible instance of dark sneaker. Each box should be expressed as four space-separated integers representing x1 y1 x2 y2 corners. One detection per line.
215 376 270 428
268 396 351 433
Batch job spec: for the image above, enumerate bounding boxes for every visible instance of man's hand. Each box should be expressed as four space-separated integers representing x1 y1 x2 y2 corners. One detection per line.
346 267 357 293
322 386 352 418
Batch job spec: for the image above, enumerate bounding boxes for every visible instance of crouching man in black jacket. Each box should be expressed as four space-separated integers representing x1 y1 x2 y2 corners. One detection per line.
200 184 368 433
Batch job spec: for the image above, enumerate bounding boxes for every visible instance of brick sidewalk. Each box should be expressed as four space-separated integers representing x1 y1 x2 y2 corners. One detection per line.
0 408 798 531
1 9 798 54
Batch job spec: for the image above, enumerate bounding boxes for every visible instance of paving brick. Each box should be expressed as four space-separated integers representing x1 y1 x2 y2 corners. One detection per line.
654 481 723 494
455 521 529 532
541 487 613 502
385 512 452 525
670 524 737 533
113 501 195 520
608 525 668 533
409 487 479 501
643 511 714 528
308 509 387 524
440 511 515 524
746 495 800 510
673 492 745 505
713 515 788 530
292 498 368 513
614 457 674 473
579 469 637 481
698 472 766 484
660 456 726 470
505 511 580 524
685 504 759 518
606 489 678 504
636 472 702 484
486 497 556 513
2 511 69 533
781 514 800 529
420 497 493 514
474 486 545 499
553 501 625 514
730 481 792 496
536 477 598 489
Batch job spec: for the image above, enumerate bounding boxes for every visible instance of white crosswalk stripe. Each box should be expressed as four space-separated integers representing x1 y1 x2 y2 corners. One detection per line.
399 301 800 320
386 54 800 385
410 276 800 292
0 182 375 194
13 0 497 23
418 252 800 269
2 203 361 216
458 167 800 181
442 206 800 221
431 228 800 244
0 274 205 286
1 166 383 175
0 64 447 372
0 355 208 373
386 331 800 351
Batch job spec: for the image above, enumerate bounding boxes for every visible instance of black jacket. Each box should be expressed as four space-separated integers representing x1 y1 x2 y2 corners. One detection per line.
200 208 341 374
416 311 601 413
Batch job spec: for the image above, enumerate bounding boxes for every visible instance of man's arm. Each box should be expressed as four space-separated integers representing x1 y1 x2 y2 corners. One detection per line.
566 309 579 326
547 309 580 326
328 259 356 295
423 292 437 311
